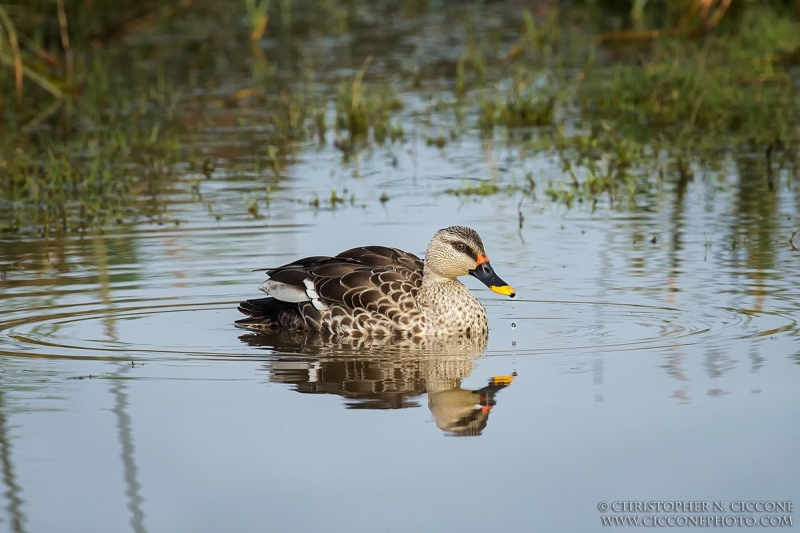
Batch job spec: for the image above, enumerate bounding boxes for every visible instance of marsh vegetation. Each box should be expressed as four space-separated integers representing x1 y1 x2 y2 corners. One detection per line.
0 0 798 239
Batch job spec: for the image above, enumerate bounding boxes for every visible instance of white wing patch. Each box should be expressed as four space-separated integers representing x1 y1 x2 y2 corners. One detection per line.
302 279 320 299
304 278 328 310
259 279 308 302
260 277 328 310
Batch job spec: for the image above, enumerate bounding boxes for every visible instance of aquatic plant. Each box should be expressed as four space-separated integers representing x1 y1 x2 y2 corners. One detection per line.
0 0 799 235
335 56 403 142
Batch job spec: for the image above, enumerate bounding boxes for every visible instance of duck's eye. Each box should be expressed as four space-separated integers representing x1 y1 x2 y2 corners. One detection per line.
455 243 466 252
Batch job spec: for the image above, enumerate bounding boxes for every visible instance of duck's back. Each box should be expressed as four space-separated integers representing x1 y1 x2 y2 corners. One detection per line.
237 246 425 336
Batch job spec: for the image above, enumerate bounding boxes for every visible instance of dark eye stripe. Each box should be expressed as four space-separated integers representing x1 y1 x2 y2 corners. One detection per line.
451 241 477 260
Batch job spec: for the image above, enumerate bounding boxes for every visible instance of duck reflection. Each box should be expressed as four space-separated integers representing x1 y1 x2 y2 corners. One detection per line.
239 332 515 437
428 373 515 437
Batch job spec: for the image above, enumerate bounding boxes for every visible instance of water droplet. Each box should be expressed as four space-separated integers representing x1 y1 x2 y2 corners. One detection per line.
511 322 516 329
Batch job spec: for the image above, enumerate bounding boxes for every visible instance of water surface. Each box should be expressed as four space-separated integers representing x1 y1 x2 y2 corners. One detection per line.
2 131 798 532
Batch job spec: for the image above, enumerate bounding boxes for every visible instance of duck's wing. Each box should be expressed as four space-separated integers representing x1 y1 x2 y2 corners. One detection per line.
306 247 424 333
314 247 422 306
244 246 424 333
334 246 423 271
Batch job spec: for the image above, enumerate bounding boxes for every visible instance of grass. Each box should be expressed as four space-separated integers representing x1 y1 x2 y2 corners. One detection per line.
479 92 556 130
446 181 505 198
0 122 184 235
1 0 799 235
578 7 800 148
335 56 404 143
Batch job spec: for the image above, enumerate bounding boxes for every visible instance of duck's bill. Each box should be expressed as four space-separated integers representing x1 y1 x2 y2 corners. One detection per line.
469 261 517 298
489 284 516 297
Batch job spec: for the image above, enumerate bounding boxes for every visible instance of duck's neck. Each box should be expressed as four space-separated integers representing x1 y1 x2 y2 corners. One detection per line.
417 269 488 337
418 270 477 311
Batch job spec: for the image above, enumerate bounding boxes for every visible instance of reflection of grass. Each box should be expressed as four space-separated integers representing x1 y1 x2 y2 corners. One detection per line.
244 194 260 219
425 135 447 149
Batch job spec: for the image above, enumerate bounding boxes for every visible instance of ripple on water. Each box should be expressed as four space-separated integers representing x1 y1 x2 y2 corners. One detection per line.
1 296 790 361
484 298 760 357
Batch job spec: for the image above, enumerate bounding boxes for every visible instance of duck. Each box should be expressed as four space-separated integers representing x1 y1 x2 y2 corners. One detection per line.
236 225 516 338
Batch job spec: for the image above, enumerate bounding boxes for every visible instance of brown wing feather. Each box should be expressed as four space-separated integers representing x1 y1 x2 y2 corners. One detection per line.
238 246 424 333
266 268 310 286
263 256 332 275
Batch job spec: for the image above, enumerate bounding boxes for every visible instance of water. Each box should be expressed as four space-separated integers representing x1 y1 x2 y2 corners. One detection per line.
1 128 798 532
2 6 800 529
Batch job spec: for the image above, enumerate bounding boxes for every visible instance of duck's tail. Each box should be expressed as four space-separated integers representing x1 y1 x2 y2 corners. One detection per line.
235 297 307 331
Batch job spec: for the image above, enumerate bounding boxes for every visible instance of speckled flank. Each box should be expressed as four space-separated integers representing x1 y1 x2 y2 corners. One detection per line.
236 226 506 339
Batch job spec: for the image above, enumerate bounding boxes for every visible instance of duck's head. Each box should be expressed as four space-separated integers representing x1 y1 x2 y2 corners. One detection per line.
425 226 516 298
